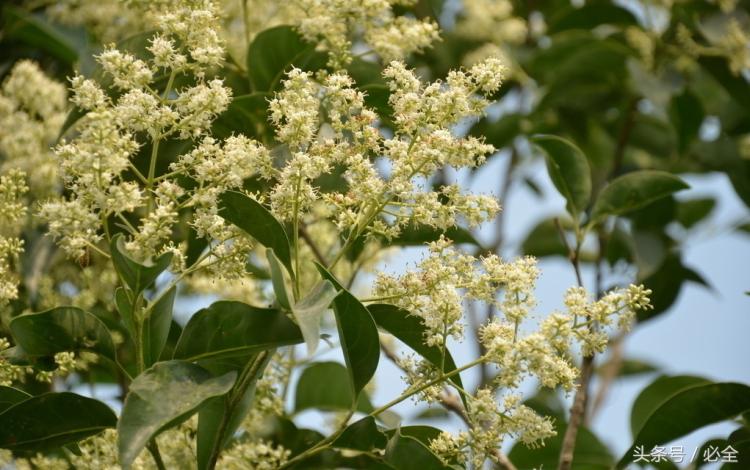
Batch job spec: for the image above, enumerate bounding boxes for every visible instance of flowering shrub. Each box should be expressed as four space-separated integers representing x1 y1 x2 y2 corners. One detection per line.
0 0 748 469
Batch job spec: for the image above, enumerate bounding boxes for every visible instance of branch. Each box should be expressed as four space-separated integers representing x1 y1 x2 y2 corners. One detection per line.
558 354 595 470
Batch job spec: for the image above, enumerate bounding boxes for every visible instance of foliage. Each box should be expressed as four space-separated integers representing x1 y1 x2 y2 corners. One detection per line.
0 0 749 469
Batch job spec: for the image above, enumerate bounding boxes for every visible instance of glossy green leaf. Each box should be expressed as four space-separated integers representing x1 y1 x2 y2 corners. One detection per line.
247 25 327 92
211 92 268 139
630 375 711 438
196 352 273 470
590 170 690 224
115 287 136 337
142 286 176 368
118 361 236 469
294 362 373 413
110 234 172 295
218 191 293 275
508 422 613 469
0 386 30 414
315 264 380 398
10 306 116 362
367 303 464 398
619 381 750 468
292 280 339 355
532 134 592 216
267 248 292 310
384 430 448 470
392 224 481 247
0 392 116 451
333 416 388 451
174 301 303 362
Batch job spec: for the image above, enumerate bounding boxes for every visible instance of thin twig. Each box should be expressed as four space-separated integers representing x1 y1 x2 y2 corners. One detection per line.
588 333 625 424
299 224 328 266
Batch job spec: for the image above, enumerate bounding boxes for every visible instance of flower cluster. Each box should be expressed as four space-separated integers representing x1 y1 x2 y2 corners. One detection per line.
266 59 505 247
0 171 28 307
456 0 527 46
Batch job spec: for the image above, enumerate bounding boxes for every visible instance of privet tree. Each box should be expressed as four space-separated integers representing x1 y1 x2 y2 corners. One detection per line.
0 0 748 469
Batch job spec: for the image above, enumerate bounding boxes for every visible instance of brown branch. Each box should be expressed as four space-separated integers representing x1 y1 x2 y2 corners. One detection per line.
298 224 328 266
588 333 625 424
558 354 595 470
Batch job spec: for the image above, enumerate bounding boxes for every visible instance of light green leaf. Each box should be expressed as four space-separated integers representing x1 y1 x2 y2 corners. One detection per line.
294 362 373 413
118 361 236 469
10 306 116 363
292 280 339 356
267 248 292 310
532 134 592 216
590 170 690 224
0 392 116 451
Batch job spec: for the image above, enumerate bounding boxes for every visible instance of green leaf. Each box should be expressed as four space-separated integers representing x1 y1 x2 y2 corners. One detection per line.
630 375 711 438
0 392 116 451
619 381 750 468
699 56 750 110
173 301 303 362
2 5 80 65
392 224 481 247
196 352 273 470
0 386 30 414
669 90 704 154
115 287 136 337
294 362 373 412
315 264 380 399
10 306 116 363
267 248 292 310
367 304 465 400
247 25 327 92
292 280 340 355
384 430 448 470
590 170 690 224
676 197 716 228
532 134 592 216
521 218 568 258
218 191 293 275
118 361 236 469
638 254 710 322
142 286 176 367
548 4 637 32
333 416 388 451
110 234 173 295
211 92 269 139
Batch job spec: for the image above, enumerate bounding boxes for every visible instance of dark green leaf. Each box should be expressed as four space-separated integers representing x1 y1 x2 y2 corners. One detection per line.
315 264 380 398
392 224 481 247
630 375 711 438
549 4 637 32
2 6 79 65
196 352 273 470
118 361 236 468
333 416 388 451
384 430 448 470
521 218 568 258
294 362 373 412
676 197 716 228
247 25 327 92
142 286 176 368
218 191 293 275
211 93 269 139
590 171 690 224
532 134 592 216
699 56 750 110
173 301 303 362
110 234 173 295
669 90 704 154
367 304 464 400
0 386 30 414
10 306 116 363
619 381 750 468
0 392 116 451
638 255 710 322
509 420 613 469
